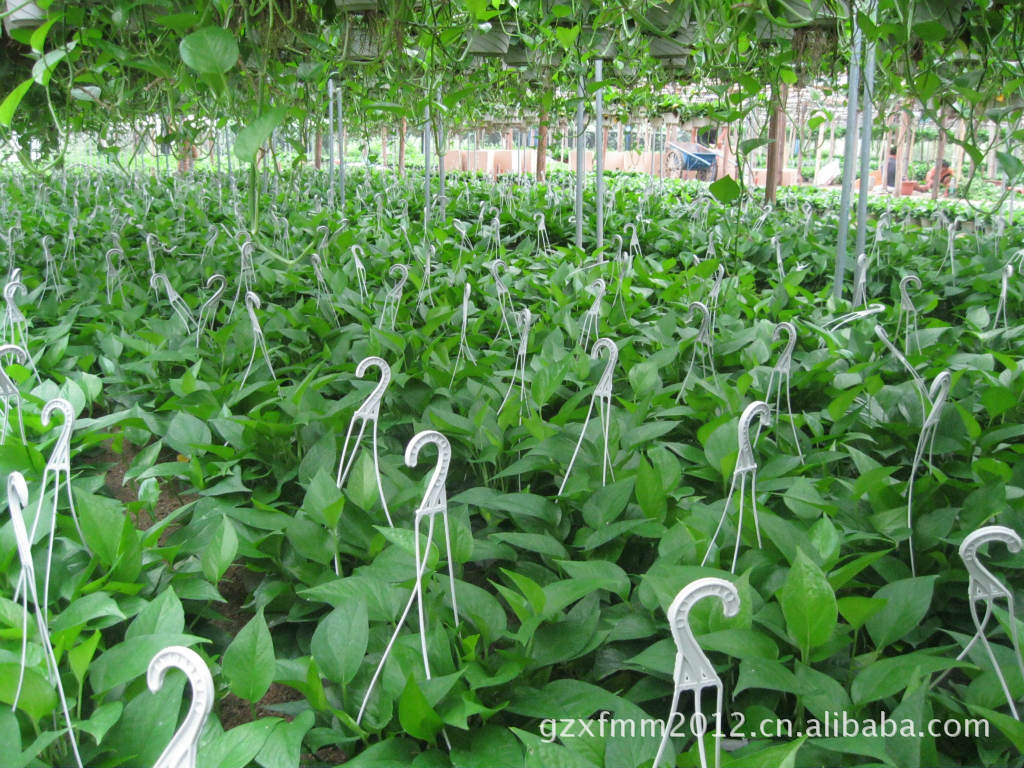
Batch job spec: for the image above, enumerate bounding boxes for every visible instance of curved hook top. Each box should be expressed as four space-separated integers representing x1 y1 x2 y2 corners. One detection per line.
772 322 797 370
4 280 25 303
147 644 214 700
489 259 506 281
960 525 1022 601
147 645 215 768
516 307 532 334
0 343 27 364
667 578 741 639
356 355 390 382
591 337 618 396
515 308 533 354
688 301 711 342
240 240 254 261
961 525 1022 563
666 577 741 685
405 429 451 518
738 400 771 435
1004 264 1014 280
42 397 74 472
926 370 951 414
534 212 545 226
736 400 771 474
709 265 725 298
7 470 28 517
589 278 606 298
206 273 227 294
150 272 168 291
245 290 262 311
6 471 31 563
354 356 390 419
899 274 921 310
388 263 409 292
591 336 617 362
41 397 74 430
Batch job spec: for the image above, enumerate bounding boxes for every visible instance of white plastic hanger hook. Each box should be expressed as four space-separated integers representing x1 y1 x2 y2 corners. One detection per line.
349 245 369 301
0 343 26 445
759 322 802 462
239 291 276 389
898 274 922 355
337 356 393 537
489 259 515 341
195 274 226 347
906 370 951 576
358 430 459 736
499 308 533 422
678 301 716 400
150 273 194 332
703 401 771 573
7 470 84 768
935 526 1024 721
994 264 1013 330
451 283 477 386
851 253 869 308
378 263 408 331
653 577 741 768
559 337 618 496
148 646 215 768
579 279 606 347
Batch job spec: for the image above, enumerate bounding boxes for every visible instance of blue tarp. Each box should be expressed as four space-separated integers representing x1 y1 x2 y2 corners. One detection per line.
667 142 717 170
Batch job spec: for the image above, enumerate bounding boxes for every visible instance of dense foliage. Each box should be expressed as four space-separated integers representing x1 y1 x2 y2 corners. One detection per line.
0 166 1023 767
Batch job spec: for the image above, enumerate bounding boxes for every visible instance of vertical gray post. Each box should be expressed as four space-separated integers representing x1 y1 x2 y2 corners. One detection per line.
595 58 604 250
336 82 345 211
649 123 655 176
439 122 447 221
834 1 862 301
855 0 877 257
575 75 585 249
424 105 432 232
327 79 335 204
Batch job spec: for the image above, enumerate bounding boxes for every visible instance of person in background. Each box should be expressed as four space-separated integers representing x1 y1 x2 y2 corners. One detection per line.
885 146 897 187
916 159 953 194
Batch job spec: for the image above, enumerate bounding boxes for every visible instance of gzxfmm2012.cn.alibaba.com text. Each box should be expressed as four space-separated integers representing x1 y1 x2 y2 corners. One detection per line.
539 710 990 743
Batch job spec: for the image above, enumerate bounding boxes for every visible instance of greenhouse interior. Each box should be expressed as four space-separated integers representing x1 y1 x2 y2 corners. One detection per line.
2 0 1024 766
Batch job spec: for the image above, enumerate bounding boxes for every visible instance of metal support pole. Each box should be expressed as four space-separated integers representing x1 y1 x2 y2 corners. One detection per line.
833 2 862 301
336 82 346 212
855 0 877 257
327 79 335 205
595 59 604 250
439 122 447 221
424 105 432 232
575 75 585 249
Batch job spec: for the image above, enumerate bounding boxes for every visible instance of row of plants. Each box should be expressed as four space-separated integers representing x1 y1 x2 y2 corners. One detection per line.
0 164 1022 767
